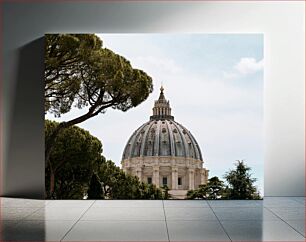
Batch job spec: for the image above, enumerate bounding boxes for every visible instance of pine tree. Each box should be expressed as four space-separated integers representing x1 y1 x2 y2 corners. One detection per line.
224 160 259 199
205 176 225 199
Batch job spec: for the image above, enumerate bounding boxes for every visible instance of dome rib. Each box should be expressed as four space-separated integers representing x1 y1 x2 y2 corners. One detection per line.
140 122 153 156
180 123 197 159
165 120 175 156
128 122 148 158
173 121 189 158
154 121 161 156
189 131 203 160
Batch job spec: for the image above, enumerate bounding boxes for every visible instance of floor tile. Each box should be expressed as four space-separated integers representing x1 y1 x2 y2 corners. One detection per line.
0 207 40 220
1 220 75 241
286 220 305 237
0 220 20 233
263 197 304 207
163 200 209 208
165 207 217 221
208 199 263 208
81 207 165 221
62 220 168 241
25 207 88 220
212 207 279 220
268 207 305 220
221 220 305 241
0 220 22 240
0 198 47 208
46 200 94 208
167 220 230 241
0 197 304 241
292 197 305 205
92 199 163 208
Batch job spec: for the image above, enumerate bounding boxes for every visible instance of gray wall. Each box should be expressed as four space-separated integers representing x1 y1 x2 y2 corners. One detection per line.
2 1 304 198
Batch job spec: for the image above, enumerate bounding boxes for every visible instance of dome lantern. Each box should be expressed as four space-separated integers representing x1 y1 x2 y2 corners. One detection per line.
150 85 174 121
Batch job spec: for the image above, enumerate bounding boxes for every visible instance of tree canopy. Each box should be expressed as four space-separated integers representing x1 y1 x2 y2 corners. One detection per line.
45 120 102 198
187 161 261 200
224 160 260 199
45 34 153 165
45 120 164 199
45 34 153 118
95 158 164 199
45 34 102 115
187 176 225 200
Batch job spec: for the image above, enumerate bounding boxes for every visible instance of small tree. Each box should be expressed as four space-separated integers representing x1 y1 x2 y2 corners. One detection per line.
224 160 260 199
95 158 164 199
87 173 104 199
162 185 171 199
205 176 225 199
187 188 202 199
187 176 225 200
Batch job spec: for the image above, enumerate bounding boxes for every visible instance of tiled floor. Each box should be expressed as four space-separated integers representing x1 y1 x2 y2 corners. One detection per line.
0 197 304 241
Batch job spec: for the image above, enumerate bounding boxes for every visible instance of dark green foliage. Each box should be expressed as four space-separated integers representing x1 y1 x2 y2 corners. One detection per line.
45 34 103 115
49 165 92 199
187 176 225 199
95 159 163 199
224 160 260 199
45 120 164 199
45 120 102 199
88 173 104 199
45 34 153 117
205 176 226 199
187 161 261 200
161 185 171 199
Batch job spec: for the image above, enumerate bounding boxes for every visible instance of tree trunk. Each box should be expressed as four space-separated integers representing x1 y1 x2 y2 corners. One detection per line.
45 122 66 165
50 170 55 198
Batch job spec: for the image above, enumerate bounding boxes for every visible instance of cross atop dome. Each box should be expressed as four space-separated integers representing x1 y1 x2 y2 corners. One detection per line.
158 85 166 101
160 85 164 92
150 85 174 121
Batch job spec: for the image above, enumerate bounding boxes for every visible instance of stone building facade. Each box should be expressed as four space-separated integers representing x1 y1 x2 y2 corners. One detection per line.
121 86 209 198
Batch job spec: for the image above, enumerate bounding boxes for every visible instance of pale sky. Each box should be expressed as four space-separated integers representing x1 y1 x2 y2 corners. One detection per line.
46 34 264 194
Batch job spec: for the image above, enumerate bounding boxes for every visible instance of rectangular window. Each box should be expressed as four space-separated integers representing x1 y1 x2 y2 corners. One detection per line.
162 177 167 185
147 177 152 184
178 177 182 186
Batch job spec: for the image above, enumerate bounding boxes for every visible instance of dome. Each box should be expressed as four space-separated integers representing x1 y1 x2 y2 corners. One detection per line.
122 86 203 161
121 86 209 198
122 119 203 160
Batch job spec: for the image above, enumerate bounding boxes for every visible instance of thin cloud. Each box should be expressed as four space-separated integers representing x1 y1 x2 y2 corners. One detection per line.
235 57 263 75
133 56 181 74
223 57 263 80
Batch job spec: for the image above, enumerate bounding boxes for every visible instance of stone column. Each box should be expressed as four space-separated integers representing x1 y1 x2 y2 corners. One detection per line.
153 166 160 188
188 168 195 190
172 167 178 190
205 169 209 183
136 167 142 182
200 169 206 185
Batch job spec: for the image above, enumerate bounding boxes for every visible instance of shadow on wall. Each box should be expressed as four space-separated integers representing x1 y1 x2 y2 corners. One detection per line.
4 37 45 199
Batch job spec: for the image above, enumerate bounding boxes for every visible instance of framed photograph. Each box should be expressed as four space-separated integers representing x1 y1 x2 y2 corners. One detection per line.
45 33 263 200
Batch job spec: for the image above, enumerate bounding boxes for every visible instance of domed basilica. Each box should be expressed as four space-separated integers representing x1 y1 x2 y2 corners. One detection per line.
121 86 209 198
